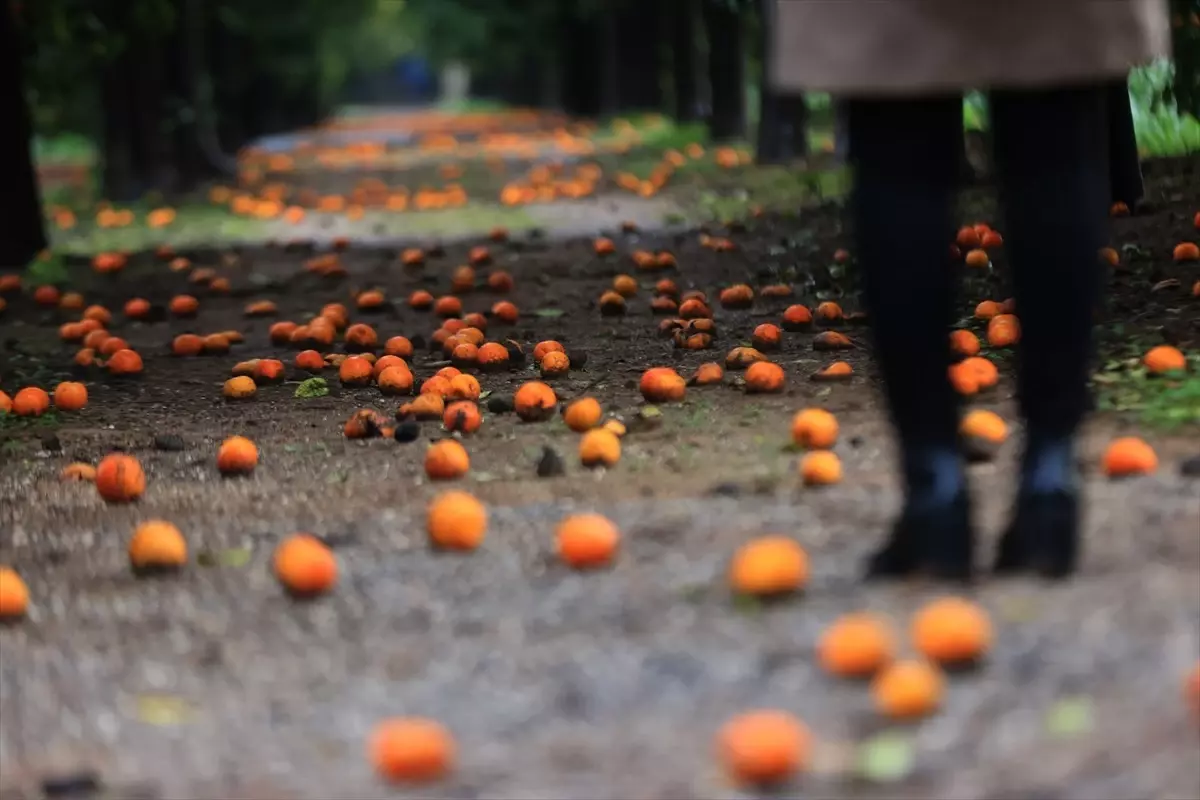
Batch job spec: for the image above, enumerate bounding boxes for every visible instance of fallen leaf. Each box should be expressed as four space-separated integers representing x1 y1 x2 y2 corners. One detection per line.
855 731 916 783
1151 278 1181 292
135 694 194 726
1045 696 1094 738
534 308 565 318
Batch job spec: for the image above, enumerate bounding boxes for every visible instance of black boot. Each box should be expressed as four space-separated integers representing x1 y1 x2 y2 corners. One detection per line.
994 488 1080 578
866 489 975 582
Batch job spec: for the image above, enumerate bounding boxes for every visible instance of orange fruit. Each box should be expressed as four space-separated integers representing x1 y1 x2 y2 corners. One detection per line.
717 710 809 787
0 567 29 619
555 513 620 568
911 597 993 666
729 537 807 596
818 613 896 677
369 717 455 784
273 534 337 596
872 660 944 719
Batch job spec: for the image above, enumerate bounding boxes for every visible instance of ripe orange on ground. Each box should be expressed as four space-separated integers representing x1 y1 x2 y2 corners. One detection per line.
0 567 29 619
339 356 373 386
491 300 519 324
987 314 1020 347
564 397 602 432
129 520 188 571
253 359 285 384
556 514 620 568
274 534 337 596
295 350 324 371
169 294 199 316
950 330 980 357
640 367 686 402
426 440 469 479
745 361 785 393
34 285 61 306
1143 345 1186 374
1173 242 1199 262
533 340 564 362
792 409 838 449
872 660 945 719
1102 436 1157 477
223 376 257 400
579 428 621 468
514 381 557 421
217 436 258 475
911 597 993 665
443 401 482 434
369 717 455 784
12 387 50 416
96 453 146 503
752 323 782 351
717 710 809 787
52 382 88 411
427 491 487 551
384 336 414 358
399 393 445 420
691 362 724 385
818 613 896 677
61 462 97 481
730 537 808 596
964 248 990 268
782 305 813 331
540 350 570 378
800 451 842 485
107 349 144 376
1186 663 1200 720
960 410 1006 444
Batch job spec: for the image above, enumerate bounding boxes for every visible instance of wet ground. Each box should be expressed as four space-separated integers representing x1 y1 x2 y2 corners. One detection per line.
2 113 1199 799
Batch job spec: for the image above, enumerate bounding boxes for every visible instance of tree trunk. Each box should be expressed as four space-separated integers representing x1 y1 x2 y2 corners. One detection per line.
100 44 139 201
779 94 809 158
702 0 745 140
598 9 619 115
559 8 602 117
0 5 46 267
1106 77 1144 208
615 0 663 111
753 0 784 163
670 0 698 121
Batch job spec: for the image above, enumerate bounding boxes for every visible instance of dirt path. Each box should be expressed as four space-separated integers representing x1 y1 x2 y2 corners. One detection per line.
2 117 1199 798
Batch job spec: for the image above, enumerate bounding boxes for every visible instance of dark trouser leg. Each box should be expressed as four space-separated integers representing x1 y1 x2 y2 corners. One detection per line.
1105 78 1143 208
989 85 1109 577
847 96 973 581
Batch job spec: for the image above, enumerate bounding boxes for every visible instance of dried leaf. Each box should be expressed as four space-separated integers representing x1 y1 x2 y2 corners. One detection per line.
1151 278 1181 292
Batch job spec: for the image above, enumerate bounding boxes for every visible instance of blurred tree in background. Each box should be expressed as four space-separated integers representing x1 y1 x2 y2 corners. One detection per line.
13 0 1198 207
17 0 411 200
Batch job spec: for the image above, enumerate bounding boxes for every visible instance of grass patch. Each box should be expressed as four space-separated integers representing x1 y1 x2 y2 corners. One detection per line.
1093 346 1200 429
49 205 272 256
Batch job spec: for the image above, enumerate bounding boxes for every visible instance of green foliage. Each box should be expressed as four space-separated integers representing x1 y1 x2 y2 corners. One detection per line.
1129 60 1200 155
294 378 330 399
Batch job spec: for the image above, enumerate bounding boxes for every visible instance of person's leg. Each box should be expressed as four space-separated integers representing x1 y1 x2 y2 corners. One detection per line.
988 85 1109 577
847 96 973 581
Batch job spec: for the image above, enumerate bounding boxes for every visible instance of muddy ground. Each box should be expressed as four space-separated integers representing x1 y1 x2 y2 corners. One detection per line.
1 141 1198 799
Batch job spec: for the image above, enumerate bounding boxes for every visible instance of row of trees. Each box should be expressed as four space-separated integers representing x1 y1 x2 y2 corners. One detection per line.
402 0 812 161
16 0 409 200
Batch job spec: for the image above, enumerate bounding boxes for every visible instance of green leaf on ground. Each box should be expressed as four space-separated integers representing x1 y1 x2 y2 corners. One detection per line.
294 377 329 398
1045 696 1094 738
533 308 565 318
135 694 194 726
855 731 916 783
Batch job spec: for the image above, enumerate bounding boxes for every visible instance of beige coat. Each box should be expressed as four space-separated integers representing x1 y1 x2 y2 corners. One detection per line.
770 0 1172 95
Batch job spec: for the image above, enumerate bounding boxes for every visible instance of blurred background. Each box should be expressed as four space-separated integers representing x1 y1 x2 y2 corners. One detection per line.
10 0 1200 247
